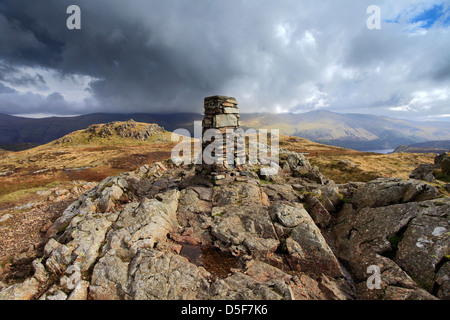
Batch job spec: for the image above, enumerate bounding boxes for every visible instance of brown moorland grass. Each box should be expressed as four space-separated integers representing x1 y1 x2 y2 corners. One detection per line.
278 135 436 184
0 122 179 207
0 127 444 207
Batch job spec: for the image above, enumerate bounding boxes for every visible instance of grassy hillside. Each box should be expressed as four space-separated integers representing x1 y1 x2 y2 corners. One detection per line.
0 121 179 208
278 135 437 185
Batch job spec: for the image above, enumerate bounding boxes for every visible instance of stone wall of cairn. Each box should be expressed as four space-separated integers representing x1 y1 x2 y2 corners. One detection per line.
198 95 247 182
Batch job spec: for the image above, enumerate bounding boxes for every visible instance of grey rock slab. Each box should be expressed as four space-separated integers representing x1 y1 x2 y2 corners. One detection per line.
89 255 130 300
127 249 211 300
352 178 439 209
394 204 450 291
0 278 39 300
269 202 307 228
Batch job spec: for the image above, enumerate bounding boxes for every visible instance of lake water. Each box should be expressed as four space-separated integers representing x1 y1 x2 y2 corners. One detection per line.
365 149 395 154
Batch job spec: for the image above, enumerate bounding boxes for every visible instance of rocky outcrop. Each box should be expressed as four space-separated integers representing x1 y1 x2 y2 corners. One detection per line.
0 277 40 300
442 155 450 176
1 151 448 301
435 152 449 165
283 152 326 184
409 152 450 183
409 164 439 182
84 120 168 142
351 178 439 209
334 190 449 299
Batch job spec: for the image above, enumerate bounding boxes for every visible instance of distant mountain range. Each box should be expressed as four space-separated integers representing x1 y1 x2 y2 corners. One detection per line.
1 110 449 151
240 110 450 151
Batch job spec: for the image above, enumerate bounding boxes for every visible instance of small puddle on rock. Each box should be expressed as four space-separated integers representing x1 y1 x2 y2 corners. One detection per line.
179 244 243 279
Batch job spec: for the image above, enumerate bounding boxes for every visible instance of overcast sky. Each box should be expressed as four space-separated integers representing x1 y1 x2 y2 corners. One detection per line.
0 0 449 120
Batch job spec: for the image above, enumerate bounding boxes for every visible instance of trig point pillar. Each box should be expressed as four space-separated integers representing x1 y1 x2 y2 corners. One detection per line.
198 95 246 182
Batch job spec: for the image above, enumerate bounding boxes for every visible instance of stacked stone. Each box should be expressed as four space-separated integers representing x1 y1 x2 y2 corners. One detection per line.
200 95 247 182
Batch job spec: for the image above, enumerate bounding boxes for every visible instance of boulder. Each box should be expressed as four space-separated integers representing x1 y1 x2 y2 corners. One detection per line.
351 254 436 300
260 162 281 181
442 157 450 176
283 152 312 173
178 188 212 215
45 182 103 239
352 178 439 209
262 184 299 202
188 186 213 201
68 280 90 300
44 240 73 275
281 203 343 278
318 184 341 212
45 290 68 300
244 260 352 300
269 202 308 228
210 271 285 300
435 152 448 165
109 189 181 253
0 278 39 300
0 214 12 223
394 203 450 291
434 152 450 176
435 262 450 299
305 195 331 228
89 255 131 300
210 204 279 258
334 197 450 296
127 250 211 300
66 217 114 272
32 259 49 283
409 164 439 182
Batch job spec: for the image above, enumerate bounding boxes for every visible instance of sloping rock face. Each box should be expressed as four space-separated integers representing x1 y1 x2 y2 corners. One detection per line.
1 152 448 300
334 180 448 299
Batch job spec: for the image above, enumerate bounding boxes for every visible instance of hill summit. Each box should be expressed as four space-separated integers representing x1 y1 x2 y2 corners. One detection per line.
54 120 170 145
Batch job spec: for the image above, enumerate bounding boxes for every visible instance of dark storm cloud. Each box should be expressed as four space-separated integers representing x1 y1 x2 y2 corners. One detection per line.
1 0 262 114
0 0 449 119
0 63 48 89
0 0 314 114
0 2 64 68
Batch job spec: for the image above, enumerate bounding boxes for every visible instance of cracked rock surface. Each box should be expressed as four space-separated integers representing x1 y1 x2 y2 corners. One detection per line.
1 152 448 300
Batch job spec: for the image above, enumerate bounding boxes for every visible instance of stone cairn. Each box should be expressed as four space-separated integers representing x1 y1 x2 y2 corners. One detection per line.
197 95 247 183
